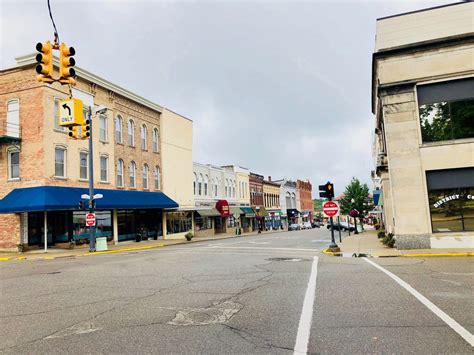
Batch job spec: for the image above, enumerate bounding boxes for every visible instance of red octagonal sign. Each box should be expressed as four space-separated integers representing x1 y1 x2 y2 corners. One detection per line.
323 201 339 218
85 213 96 227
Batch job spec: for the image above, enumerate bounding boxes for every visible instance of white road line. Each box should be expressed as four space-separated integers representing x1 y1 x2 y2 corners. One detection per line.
294 256 319 355
364 258 474 347
210 246 321 252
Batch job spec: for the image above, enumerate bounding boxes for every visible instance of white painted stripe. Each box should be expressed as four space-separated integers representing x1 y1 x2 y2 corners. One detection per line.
364 258 474 347
211 246 320 252
294 256 319 354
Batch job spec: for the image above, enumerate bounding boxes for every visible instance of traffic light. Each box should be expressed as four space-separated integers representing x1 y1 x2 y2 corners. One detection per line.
325 182 334 199
68 126 79 139
82 117 91 139
59 43 76 85
35 41 54 82
319 182 334 199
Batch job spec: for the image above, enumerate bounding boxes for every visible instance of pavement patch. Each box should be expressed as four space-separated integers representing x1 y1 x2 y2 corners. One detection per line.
167 301 243 326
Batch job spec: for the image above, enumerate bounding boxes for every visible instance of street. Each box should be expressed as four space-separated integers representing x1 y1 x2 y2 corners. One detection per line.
1 229 472 354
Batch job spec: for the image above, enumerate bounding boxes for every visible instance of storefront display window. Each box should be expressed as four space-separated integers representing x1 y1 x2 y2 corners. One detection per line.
195 216 212 230
428 187 474 233
227 215 236 227
73 211 112 241
166 212 192 234
241 216 250 228
427 168 474 233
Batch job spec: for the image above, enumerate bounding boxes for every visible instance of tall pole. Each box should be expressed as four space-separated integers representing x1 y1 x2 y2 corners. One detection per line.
354 216 358 234
328 194 337 249
88 106 96 252
337 216 342 243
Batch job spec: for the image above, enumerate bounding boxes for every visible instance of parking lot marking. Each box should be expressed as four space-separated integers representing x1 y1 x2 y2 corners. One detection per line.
364 258 474 347
294 256 319 354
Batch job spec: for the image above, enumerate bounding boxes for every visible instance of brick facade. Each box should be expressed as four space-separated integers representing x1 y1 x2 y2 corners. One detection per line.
297 180 314 212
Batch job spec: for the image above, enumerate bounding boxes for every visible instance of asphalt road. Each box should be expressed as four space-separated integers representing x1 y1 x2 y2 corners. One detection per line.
0 228 472 354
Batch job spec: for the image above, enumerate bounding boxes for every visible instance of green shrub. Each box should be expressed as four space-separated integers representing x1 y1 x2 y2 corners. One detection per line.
185 232 194 241
377 229 386 239
382 233 396 248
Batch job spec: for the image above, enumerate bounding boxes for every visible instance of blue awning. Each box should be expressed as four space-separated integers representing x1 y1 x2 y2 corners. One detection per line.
0 186 178 213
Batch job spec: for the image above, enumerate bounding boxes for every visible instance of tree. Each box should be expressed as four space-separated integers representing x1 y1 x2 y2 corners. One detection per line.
339 178 373 222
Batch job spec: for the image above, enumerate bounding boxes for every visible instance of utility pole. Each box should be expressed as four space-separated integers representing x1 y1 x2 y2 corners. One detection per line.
88 106 96 252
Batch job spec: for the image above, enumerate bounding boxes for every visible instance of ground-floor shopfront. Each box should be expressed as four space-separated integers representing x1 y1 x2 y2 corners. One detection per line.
265 210 284 230
0 186 178 250
286 208 300 225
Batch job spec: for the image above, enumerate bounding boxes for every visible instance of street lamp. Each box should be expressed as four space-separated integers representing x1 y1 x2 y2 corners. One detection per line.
88 105 108 252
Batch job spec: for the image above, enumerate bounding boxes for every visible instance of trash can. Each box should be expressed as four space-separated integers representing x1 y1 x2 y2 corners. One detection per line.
96 237 108 252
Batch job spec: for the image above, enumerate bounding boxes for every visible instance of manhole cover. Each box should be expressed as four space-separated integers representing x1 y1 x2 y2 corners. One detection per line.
266 257 307 262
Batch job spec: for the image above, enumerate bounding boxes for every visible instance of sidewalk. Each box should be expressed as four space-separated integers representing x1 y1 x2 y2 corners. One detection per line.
0 229 280 262
324 230 473 257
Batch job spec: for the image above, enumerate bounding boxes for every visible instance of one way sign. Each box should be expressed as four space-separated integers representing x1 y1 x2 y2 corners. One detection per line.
59 98 85 127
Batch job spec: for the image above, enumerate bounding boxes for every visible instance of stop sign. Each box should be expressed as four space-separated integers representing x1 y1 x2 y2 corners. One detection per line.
85 213 96 227
323 201 340 217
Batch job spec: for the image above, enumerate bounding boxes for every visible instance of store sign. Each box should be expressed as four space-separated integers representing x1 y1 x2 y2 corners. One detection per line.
433 194 472 208
216 200 230 217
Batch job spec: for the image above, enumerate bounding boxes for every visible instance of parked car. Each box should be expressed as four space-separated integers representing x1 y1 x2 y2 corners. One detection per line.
302 222 312 229
326 222 355 232
288 223 301 231
311 221 322 228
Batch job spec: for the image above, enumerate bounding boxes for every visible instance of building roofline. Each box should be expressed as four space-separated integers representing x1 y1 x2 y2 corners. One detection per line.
371 33 474 113
12 53 164 113
163 107 193 122
376 1 469 21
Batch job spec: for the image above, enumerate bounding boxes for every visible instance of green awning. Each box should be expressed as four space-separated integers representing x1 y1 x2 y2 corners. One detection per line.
240 207 256 217
230 206 242 216
196 208 221 217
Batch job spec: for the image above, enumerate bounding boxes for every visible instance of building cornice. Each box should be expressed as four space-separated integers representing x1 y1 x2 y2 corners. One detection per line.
13 54 163 113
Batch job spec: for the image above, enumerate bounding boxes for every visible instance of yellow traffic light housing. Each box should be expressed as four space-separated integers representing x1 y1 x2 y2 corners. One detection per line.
59 43 76 85
35 41 54 82
82 118 91 139
68 126 79 139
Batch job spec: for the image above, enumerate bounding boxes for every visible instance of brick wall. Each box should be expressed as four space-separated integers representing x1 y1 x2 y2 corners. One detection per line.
0 213 21 249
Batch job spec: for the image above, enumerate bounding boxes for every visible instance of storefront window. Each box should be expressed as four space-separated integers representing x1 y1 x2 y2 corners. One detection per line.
195 216 212 230
73 211 112 241
166 212 192 234
118 210 136 241
241 216 250 228
427 168 474 233
227 215 236 227
429 188 474 233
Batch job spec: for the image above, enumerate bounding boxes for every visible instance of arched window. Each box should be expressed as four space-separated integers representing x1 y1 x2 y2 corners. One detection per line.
232 181 236 198
128 119 135 146
291 192 296 209
117 159 124 187
129 161 136 187
141 124 147 150
154 166 161 190
214 178 218 197
152 128 159 153
193 173 197 195
115 115 123 143
225 179 229 197
198 174 203 196
204 175 209 196
142 163 149 189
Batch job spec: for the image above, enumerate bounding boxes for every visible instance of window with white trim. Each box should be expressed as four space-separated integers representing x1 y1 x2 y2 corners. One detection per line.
152 128 159 152
143 163 149 189
99 114 107 142
117 159 124 187
54 147 66 178
115 115 123 143
128 119 135 146
79 151 88 180
129 161 136 188
8 148 20 180
100 155 108 182
141 124 147 150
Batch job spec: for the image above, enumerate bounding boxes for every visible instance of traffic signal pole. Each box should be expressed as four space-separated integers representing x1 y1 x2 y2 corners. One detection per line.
88 106 96 252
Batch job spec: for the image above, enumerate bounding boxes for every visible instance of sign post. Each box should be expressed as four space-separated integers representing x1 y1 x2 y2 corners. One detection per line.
322 196 340 250
85 213 96 227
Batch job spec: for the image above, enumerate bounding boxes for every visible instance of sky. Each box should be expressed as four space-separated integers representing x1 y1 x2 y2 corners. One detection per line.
0 0 450 197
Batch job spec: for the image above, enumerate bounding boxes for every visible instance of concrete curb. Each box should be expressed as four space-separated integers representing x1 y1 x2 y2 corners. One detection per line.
322 247 473 258
0 229 280 262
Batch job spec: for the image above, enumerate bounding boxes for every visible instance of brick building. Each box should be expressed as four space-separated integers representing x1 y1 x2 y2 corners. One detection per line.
0 54 191 250
297 179 314 222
